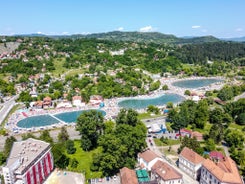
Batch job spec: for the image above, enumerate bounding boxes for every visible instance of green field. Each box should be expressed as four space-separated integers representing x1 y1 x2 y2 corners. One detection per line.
65 140 102 179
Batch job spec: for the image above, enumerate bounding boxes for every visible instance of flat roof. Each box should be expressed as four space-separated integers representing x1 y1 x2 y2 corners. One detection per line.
6 138 50 174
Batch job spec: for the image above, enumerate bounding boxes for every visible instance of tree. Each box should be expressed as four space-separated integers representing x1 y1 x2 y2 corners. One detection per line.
184 90 191 96
236 113 245 125
66 140 76 154
166 102 173 108
162 84 169 90
205 139 216 151
178 136 203 155
225 129 244 147
70 158 79 168
21 133 36 140
116 108 139 126
52 143 69 169
58 126 69 142
194 100 208 129
147 105 160 114
76 110 104 151
39 130 53 144
4 136 17 158
208 124 224 144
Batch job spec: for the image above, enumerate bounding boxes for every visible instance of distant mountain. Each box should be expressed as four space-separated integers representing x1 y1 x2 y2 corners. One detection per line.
15 31 221 44
221 36 245 42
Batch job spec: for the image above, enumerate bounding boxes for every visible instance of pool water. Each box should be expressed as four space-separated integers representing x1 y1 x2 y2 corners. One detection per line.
172 79 222 89
17 110 106 128
118 94 184 109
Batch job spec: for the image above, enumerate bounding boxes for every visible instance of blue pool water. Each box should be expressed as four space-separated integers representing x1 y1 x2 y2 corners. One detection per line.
172 79 222 89
17 110 106 128
118 94 185 109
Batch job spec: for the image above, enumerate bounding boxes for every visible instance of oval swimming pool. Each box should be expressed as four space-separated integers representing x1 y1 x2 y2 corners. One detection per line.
118 94 185 109
17 109 106 128
172 78 222 89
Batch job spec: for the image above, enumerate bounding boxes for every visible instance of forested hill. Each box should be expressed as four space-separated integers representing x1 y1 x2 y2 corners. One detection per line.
12 31 221 44
61 31 221 44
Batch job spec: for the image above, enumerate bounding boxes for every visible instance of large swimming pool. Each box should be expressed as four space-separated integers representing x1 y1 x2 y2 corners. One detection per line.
172 78 222 89
118 94 185 109
17 109 106 128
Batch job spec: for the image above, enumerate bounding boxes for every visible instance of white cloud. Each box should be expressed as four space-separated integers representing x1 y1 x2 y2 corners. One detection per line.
37 31 43 34
62 31 69 35
235 28 243 32
139 26 155 32
192 25 201 29
116 27 124 31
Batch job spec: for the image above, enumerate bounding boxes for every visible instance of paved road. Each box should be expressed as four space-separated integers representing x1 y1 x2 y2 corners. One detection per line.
0 95 19 125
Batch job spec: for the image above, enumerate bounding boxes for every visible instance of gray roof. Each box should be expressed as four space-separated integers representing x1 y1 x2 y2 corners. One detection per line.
6 138 50 174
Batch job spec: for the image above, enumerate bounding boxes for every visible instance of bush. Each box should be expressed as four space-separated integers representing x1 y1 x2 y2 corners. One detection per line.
66 140 76 154
236 113 245 125
162 84 169 90
184 90 191 96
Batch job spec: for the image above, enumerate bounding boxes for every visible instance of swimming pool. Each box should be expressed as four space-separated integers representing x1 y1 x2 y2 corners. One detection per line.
172 78 222 89
17 109 106 128
118 94 185 109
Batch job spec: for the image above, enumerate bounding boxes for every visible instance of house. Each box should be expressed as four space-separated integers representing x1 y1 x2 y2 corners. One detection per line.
33 100 43 109
56 100 72 108
120 167 138 184
90 95 104 106
209 151 224 161
72 96 85 107
151 160 183 184
43 96 52 109
200 157 243 184
138 149 161 171
2 138 54 184
179 147 205 180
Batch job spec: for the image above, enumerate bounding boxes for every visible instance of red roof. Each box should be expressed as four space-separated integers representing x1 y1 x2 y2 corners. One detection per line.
209 151 224 160
179 147 205 165
138 149 159 163
120 167 138 184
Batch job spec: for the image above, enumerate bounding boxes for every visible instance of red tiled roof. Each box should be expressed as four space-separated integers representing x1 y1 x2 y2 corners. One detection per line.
209 151 224 160
152 160 182 181
138 149 159 163
43 96 51 101
72 95 82 101
202 157 243 184
179 147 205 165
120 167 138 184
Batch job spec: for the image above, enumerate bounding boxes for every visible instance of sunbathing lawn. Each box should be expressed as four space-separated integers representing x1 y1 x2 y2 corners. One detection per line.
138 112 165 120
66 140 102 179
52 58 68 77
154 138 180 146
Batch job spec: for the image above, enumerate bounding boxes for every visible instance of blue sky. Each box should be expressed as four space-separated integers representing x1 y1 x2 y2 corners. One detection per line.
0 0 244 38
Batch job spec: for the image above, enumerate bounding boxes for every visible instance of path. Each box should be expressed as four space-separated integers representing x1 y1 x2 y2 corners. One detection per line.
234 92 245 101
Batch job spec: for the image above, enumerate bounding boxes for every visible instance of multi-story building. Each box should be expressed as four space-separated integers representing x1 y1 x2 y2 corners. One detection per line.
151 160 183 184
138 149 161 171
200 157 244 184
2 138 54 184
178 147 205 180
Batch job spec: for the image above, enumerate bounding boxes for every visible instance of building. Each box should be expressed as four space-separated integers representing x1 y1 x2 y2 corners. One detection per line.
138 149 161 171
72 96 85 107
2 138 54 184
151 160 183 184
43 96 52 109
200 157 244 184
89 95 103 106
178 147 205 180
120 167 138 184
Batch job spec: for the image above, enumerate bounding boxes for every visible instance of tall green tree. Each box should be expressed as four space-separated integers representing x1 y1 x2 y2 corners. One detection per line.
4 136 17 158
39 130 53 144
194 100 208 128
76 110 104 151
58 126 70 143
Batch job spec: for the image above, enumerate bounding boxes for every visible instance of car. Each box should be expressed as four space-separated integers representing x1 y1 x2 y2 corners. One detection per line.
148 139 151 142
106 176 110 181
113 175 117 180
150 142 153 146
147 134 152 137
98 178 103 182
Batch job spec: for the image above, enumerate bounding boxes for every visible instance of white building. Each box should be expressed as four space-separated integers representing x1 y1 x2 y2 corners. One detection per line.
178 147 205 180
200 157 244 184
138 149 162 171
72 96 85 107
2 138 54 184
151 160 183 184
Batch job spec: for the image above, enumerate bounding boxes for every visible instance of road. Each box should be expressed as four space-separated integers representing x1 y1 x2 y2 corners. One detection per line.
147 137 199 184
0 95 19 125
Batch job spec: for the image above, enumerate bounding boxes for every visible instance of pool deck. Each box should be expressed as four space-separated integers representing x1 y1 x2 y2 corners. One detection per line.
5 76 226 133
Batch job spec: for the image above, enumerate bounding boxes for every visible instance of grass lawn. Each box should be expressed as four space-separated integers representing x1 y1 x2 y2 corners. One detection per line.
65 140 102 179
186 122 212 135
138 112 165 120
52 58 68 77
229 123 245 131
154 138 180 146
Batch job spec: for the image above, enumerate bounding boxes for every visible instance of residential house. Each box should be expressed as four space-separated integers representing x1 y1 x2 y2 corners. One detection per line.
43 96 52 109
120 167 138 184
90 95 103 106
138 149 161 171
151 160 183 184
179 147 205 180
200 157 244 184
72 96 85 107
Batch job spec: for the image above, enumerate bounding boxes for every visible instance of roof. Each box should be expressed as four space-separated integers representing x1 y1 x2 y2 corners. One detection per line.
120 167 138 184
138 149 159 163
209 151 224 160
72 95 82 101
179 147 205 165
202 157 243 184
43 96 52 101
152 160 182 181
136 169 149 182
6 138 50 175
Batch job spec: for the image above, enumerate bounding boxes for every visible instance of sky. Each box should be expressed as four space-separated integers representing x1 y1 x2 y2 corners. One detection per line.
0 0 244 38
